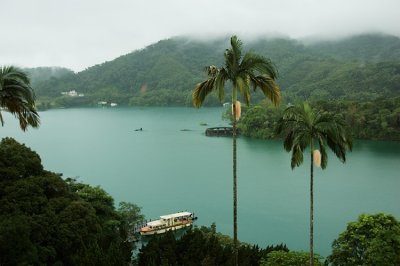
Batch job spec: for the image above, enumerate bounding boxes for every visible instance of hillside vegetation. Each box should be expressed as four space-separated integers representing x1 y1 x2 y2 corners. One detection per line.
32 34 400 108
0 138 144 265
231 97 400 141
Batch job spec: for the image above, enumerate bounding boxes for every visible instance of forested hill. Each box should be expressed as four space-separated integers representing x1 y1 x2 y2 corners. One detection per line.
33 33 400 108
306 34 400 62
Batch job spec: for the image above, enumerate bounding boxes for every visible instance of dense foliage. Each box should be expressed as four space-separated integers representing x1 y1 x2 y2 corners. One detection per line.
138 224 291 266
31 34 400 109
0 138 143 265
313 98 400 140
260 251 324 266
328 213 400 265
233 97 400 141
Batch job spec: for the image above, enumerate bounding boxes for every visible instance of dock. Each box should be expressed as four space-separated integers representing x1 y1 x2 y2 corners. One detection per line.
205 127 239 137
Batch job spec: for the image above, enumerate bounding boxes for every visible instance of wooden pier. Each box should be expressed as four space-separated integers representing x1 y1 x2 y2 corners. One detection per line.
205 127 239 137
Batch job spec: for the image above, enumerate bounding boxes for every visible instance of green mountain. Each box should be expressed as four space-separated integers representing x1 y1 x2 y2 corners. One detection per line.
33 34 400 108
306 33 400 62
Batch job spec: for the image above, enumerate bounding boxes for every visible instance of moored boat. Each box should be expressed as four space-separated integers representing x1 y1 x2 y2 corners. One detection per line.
139 211 195 236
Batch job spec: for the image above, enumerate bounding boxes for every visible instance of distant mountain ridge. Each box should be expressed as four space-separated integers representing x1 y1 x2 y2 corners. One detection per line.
306 33 400 62
32 33 400 108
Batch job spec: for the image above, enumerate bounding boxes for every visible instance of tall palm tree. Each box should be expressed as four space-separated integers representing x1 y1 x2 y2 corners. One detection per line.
0 66 40 130
276 102 352 266
193 36 281 265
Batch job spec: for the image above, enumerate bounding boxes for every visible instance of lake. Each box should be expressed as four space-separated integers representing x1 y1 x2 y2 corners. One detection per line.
1 107 399 257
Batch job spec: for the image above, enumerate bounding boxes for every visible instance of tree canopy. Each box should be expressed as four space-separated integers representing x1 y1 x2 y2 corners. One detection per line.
230 97 400 141
138 224 290 266
328 213 400 266
0 137 143 265
261 250 324 266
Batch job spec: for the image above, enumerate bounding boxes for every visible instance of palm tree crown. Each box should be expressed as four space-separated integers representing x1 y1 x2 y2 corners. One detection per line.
277 102 352 169
0 66 40 131
193 35 280 107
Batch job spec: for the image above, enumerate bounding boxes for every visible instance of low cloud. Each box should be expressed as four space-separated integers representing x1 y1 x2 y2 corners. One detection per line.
1 0 399 71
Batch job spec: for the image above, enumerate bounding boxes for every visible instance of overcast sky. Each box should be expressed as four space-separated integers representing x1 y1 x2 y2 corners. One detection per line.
1 0 399 72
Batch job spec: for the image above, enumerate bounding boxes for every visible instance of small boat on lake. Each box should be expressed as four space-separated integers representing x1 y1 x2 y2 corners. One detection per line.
139 211 196 236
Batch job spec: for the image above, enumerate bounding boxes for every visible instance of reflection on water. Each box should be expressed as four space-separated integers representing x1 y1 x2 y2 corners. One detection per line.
355 139 400 156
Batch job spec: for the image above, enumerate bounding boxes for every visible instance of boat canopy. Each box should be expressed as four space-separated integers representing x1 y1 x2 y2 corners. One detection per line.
147 220 164 226
160 212 192 220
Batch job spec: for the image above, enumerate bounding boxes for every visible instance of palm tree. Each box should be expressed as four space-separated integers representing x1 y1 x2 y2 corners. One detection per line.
193 36 281 265
276 102 352 266
0 66 40 130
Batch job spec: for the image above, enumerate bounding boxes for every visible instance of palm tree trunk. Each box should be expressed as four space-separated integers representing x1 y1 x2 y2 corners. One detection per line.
310 143 314 266
233 101 238 266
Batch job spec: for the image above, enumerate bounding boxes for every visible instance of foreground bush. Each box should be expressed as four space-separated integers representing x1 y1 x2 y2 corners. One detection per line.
0 138 142 265
260 250 324 266
138 225 288 266
328 213 400 265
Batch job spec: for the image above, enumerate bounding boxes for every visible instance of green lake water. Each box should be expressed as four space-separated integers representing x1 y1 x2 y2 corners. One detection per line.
1 107 399 257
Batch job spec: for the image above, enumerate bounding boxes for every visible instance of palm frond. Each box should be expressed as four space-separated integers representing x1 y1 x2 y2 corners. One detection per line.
283 130 294 152
335 116 353 151
7 66 31 85
319 114 352 163
291 144 304 169
230 35 242 65
0 65 39 130
298 131 311 150
16 105 40 131
215 68 228 102
224 49 234 75
249 75 280 106
317 135 328 169
275 117 285 135
327 138 346 163
276 106 299 136
235 75 251 105
241 53 278 79
300 102 315 128
2 83 36 104
192 77 216 108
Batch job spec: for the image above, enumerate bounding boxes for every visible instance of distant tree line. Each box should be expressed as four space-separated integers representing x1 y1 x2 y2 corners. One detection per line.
231 97 400 141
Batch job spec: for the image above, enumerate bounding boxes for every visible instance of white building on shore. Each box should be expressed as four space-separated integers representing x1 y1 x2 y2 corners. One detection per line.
61 90 84 97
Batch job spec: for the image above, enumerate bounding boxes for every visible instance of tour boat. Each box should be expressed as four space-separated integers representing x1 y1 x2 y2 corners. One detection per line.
139 211 195 236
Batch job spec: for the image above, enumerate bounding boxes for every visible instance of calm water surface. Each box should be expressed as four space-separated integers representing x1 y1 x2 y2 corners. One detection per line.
1 107 399 257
